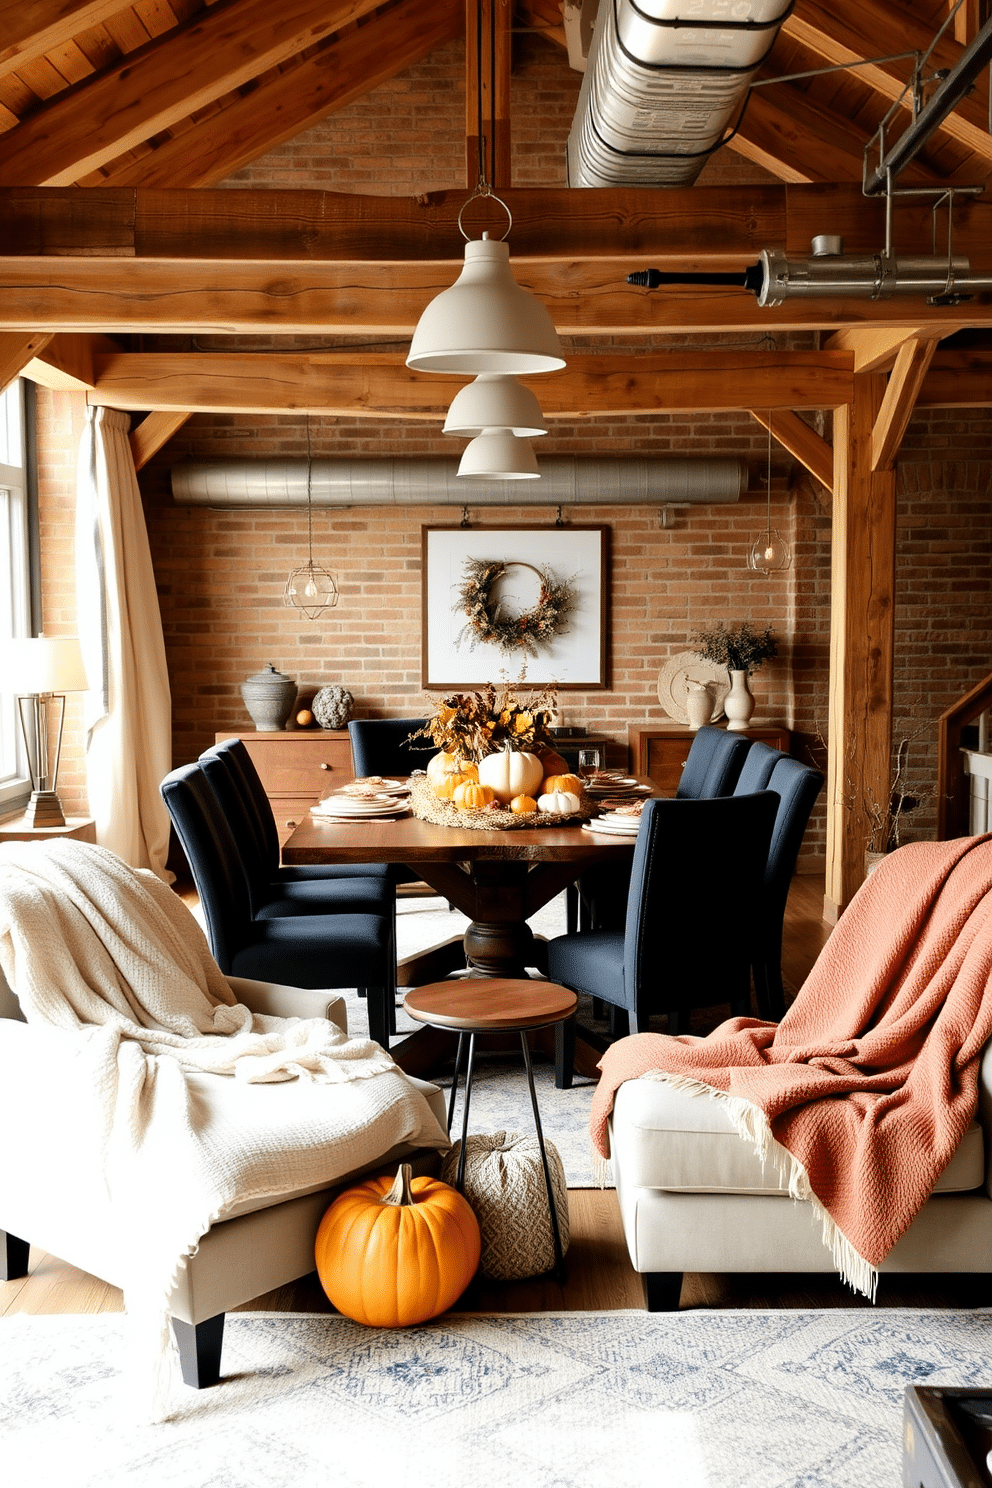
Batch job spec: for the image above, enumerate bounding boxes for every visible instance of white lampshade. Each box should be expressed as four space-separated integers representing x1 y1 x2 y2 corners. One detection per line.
407 237 565 375
5 635 88 694
443 374 549 437
457 428 541 481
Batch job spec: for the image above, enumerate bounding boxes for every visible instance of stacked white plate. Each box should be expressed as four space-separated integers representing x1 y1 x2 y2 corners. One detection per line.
311 792 408 821
584 777 651 797
582 811 643 836
339 778 409 797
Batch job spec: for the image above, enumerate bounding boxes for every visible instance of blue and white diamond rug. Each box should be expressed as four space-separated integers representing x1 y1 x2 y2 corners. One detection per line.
4 1308 991 1488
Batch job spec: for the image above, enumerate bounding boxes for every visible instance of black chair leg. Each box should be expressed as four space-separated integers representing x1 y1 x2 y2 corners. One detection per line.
172 1313 225 1388
644 1272 683 1311
554 1014 576 1090
1 1230 30 1281
363 986 392 1049
565 884 578 934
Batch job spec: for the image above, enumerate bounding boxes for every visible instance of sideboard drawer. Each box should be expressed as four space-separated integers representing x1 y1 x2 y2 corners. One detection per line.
217 731 353 796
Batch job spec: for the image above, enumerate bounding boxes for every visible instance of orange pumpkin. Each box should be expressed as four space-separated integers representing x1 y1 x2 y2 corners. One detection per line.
315 1163 481 1327
452 780 497 810
427 751 475 788
510 794 538 815
542 772 583 796
535 746 570 778
433 766 479 800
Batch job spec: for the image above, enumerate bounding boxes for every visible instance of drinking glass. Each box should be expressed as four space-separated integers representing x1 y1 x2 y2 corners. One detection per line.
577 747 602 782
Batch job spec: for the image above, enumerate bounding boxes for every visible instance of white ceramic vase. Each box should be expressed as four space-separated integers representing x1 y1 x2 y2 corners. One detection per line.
685 679 715 730
723 669 754 731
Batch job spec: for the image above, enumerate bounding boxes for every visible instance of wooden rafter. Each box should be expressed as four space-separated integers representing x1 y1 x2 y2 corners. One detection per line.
917 348 992 406
93 0 463 189
0 0 386 186
782 0 992 164
748 408 834 490
823 325 938 373
871 335 940 470
85 348 855 416
0 0 132 82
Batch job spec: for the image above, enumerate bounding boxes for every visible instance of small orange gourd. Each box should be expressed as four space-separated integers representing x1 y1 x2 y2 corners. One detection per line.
433 766 479 800
315 1163 481 1327
427 751 476 789
510 794 538 815
542 772 583 796
452 780 497 811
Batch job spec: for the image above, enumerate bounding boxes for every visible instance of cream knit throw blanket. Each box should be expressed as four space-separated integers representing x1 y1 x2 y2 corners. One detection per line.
0 839 449 1413
590 835 992 1299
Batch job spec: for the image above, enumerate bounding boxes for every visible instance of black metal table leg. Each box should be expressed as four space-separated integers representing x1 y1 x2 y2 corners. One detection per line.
455 1032 476 1192
447 1031 467 1133
520 1031 567 1282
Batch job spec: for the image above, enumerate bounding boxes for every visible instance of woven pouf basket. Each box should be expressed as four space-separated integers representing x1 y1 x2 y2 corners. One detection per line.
441 1131 570 1281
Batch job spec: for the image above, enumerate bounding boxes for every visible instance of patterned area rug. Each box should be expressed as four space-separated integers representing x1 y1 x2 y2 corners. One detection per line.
5 1308 992 1487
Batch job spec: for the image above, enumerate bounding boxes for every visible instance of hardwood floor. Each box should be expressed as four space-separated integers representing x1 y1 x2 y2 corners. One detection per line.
2 874 973 1321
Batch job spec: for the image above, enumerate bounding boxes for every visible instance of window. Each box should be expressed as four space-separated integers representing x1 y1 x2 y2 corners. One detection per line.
0 379 32 813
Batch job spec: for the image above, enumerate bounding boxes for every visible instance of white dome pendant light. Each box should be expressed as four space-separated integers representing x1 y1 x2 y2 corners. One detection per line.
407 213 565 376
457 427 541 480
443 373 549 438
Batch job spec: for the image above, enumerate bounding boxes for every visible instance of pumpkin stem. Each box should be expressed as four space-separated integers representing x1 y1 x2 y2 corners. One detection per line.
382 1162 415 1207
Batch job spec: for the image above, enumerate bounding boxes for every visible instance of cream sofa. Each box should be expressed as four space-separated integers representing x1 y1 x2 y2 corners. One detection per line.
0 970 446 1386
609 1044 992 1310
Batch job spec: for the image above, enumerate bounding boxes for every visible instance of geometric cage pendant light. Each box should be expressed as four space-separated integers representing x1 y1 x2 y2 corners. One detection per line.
747 414 792 574
284 419 339 620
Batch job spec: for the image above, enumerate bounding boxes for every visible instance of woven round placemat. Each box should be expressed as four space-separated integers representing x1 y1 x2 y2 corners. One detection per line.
441 1131 570 1280
409 772 590 831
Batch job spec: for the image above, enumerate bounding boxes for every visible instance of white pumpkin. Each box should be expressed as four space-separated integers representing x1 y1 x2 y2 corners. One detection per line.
538 789 581 815
477 745 544 805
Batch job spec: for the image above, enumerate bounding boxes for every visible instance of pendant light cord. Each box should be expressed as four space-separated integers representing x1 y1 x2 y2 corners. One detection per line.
306 415 315 567
766 412 773 538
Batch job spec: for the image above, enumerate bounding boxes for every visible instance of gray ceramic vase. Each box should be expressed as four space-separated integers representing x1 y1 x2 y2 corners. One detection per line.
241 663 297 731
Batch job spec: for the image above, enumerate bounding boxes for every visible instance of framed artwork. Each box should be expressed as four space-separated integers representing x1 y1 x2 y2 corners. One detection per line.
421 525 609 690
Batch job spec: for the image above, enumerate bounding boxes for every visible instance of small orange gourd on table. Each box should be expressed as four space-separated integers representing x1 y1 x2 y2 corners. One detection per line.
315 1163 481 1327
452 780 497 811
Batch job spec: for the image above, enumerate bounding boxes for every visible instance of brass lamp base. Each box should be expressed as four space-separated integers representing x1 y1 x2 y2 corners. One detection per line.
23 790 68 829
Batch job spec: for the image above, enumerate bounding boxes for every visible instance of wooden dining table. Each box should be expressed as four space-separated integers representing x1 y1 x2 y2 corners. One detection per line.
281 782 648 1073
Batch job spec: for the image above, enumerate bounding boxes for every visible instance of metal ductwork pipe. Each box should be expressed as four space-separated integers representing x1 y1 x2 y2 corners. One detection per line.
171 458 748 509
567 0 793 188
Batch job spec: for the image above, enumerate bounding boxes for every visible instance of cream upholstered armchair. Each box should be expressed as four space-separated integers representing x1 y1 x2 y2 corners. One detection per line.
0 968 446 1388
608 1046 992 1310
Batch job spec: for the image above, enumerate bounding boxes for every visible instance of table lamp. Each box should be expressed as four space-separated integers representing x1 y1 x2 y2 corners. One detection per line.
5 635 88 828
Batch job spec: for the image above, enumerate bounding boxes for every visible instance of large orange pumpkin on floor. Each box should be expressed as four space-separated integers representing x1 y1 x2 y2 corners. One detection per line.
315 1163 481 1327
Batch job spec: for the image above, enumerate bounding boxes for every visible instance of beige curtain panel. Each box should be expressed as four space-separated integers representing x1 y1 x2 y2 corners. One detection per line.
75 406 173 881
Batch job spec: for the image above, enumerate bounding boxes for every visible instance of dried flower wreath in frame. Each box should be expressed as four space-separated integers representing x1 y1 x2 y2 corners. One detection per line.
454 557 576 657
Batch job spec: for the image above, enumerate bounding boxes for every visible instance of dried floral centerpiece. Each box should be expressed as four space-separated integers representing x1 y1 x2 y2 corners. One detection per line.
406 679 590 830
690 621 778 675
455 559 575 657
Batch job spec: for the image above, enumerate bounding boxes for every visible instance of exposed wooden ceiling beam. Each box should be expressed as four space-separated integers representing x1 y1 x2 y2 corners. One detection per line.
728 83 942 186
0 0 131 82
782 0 992 164
5 256 991 335
20 330 121 389
130 411 191 471
871 335 940 469
0 330 52 393
86 349 855 416
96 0 462 189
0 0 385 186
4 182 992 266
916 348 992 406
749 408 834 490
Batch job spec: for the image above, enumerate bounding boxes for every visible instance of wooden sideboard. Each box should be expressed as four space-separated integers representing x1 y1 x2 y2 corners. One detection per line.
628 721 792 796
216 730 352 845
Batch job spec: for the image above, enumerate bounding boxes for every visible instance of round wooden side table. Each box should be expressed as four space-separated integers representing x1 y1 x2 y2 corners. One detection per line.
403 978 577 1281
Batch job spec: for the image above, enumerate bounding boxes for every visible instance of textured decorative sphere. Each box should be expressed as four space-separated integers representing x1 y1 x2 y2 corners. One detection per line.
311 685 354 730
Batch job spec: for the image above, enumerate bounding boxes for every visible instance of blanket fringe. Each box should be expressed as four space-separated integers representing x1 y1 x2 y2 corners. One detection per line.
638 1071 879 1300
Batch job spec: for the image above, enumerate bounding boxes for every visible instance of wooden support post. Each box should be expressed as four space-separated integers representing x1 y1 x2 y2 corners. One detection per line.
824 375 896 922
465 0 512 190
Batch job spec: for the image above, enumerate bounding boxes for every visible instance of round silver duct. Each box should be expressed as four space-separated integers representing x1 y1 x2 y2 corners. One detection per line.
170 458 748 509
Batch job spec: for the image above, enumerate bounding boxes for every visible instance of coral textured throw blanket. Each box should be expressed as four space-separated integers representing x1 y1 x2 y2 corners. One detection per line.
590 836 992 1295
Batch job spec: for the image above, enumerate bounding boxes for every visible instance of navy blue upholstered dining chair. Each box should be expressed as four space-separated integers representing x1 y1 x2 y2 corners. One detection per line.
548 791 779 1087
160 763 397 1048
736 753 824 1020
348 718 436 778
